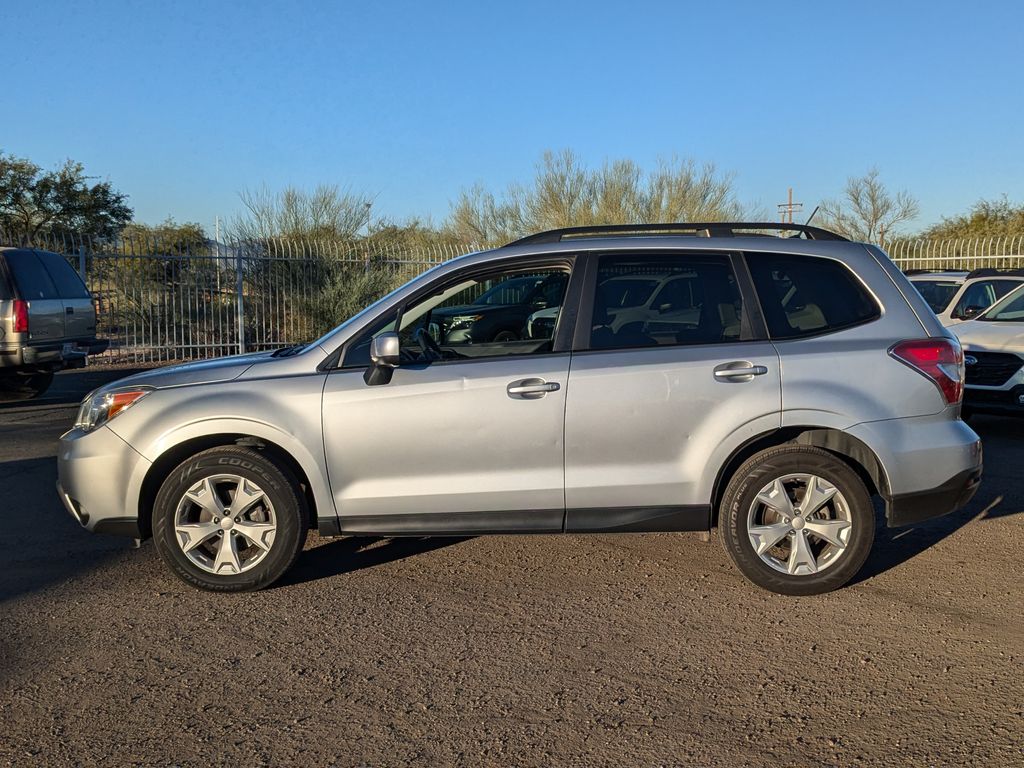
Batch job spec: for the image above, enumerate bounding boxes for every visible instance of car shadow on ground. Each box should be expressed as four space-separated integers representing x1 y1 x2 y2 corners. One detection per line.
278 535 469 588
854 414 1020 583
0 456 131 603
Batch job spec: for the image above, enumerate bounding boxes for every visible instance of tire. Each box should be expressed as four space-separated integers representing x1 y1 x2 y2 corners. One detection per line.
0 370 55 401
718 445 874 596
492 330 519 342
152 446 308 592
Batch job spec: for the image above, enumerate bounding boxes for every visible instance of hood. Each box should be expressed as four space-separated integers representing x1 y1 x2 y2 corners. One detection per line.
953 320 1024 354
100 350 280 391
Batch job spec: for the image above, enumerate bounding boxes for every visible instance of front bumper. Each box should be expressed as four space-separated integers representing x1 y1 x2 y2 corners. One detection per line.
886 465 983 527
964 384 1024 416
57 423 150 538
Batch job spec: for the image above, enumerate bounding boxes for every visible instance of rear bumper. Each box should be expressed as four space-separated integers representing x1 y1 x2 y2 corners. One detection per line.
886 465 983 527
846 413 983 528
0 338 109 369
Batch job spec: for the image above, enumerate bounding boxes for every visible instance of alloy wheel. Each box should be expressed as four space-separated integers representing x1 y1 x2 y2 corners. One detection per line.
173 474 277 575
746 473 853 576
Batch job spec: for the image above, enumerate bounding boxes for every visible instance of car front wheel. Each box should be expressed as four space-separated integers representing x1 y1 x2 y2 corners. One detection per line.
152 446 308 592
719 445 874 595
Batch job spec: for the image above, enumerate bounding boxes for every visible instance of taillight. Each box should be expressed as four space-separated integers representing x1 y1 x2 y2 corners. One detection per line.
889 338 964 405
12 300 29 333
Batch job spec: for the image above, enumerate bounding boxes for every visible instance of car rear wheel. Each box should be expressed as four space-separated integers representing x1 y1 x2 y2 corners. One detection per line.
492 330 519 342
0 370 55 400
719 445 874 595
152 446 308 592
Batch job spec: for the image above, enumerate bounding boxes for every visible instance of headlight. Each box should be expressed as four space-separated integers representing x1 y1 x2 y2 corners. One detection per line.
75 387 152 433
448 314 483 329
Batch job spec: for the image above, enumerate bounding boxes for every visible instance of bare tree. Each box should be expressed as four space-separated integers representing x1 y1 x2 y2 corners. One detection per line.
818 169 919 243
230 184 373 241
446 150 743 245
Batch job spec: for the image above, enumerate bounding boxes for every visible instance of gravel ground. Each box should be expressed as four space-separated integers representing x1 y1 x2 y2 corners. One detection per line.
0 368 1021 766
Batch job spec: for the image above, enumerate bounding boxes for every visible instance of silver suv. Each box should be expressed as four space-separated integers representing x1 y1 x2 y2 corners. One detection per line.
57 223 983 595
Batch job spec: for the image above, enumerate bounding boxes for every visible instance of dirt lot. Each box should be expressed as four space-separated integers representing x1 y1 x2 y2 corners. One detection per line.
0 368 1021 766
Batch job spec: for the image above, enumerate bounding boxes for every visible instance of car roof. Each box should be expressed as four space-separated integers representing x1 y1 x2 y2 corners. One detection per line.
907 271 968 282
449 235 873 270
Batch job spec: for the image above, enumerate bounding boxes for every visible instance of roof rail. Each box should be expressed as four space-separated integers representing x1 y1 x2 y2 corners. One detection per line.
504 222 849 247
965 267 1024 280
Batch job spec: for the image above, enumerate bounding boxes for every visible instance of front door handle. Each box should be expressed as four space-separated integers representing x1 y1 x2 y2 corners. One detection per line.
713 362 769 382
507 378 560 400
65 307 74 315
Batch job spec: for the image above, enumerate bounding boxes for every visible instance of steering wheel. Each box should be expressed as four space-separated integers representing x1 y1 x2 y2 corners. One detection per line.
414 327 444 360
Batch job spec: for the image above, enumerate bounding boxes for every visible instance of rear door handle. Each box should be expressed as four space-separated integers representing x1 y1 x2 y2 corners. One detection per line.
713 362 768 381
507 378 560 399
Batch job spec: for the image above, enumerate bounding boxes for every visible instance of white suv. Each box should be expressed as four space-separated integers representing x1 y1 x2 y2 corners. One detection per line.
907 269 1024 326
953 283 1024 416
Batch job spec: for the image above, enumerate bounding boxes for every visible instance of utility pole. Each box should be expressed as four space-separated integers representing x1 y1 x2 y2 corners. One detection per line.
777 187 803 224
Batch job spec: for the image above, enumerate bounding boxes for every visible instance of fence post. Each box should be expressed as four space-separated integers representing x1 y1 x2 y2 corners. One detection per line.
236 245 245 355
78 244 87 282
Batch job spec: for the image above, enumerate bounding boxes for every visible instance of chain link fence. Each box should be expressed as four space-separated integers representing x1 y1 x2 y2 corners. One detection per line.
2 229 1024 362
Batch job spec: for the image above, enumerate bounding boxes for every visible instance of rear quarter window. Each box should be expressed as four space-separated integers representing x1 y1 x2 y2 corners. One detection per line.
35 250 90 298
747 253 880 339
4 250 58 300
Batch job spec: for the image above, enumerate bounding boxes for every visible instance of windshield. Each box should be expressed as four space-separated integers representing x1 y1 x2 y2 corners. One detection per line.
911 280 961 313
472 276 544 306
979 284 1024 322
600 278 660 308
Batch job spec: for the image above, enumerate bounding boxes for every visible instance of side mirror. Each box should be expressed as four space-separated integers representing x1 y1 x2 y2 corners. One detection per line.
364 332 400 386
959 306 984 320
370 332 401 367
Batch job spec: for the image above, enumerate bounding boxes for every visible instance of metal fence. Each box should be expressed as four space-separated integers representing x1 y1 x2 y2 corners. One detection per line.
887 235 1024 271
2 229 1024 362
2 230 477 362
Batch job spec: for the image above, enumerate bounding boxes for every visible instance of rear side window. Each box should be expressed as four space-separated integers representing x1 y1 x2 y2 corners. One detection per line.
589 254 744 349
36 250 90 298
748 254 880 339
4 250 58 300
911 279 960 313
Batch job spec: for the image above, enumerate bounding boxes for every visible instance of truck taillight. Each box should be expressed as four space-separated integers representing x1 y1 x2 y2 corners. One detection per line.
13 300 29 333
889 338 964 405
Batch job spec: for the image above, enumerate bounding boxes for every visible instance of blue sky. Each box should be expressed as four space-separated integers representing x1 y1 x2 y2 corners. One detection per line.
5 0 1023 233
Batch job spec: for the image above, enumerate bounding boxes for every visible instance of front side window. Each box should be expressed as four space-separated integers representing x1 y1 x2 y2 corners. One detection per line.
979 285 1024 322
748 254 880 339
342 264 569 367
952 280 1021 317
589 254 743 350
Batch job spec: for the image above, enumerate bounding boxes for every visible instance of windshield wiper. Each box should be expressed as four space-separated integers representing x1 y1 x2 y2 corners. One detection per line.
271 344 305 357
